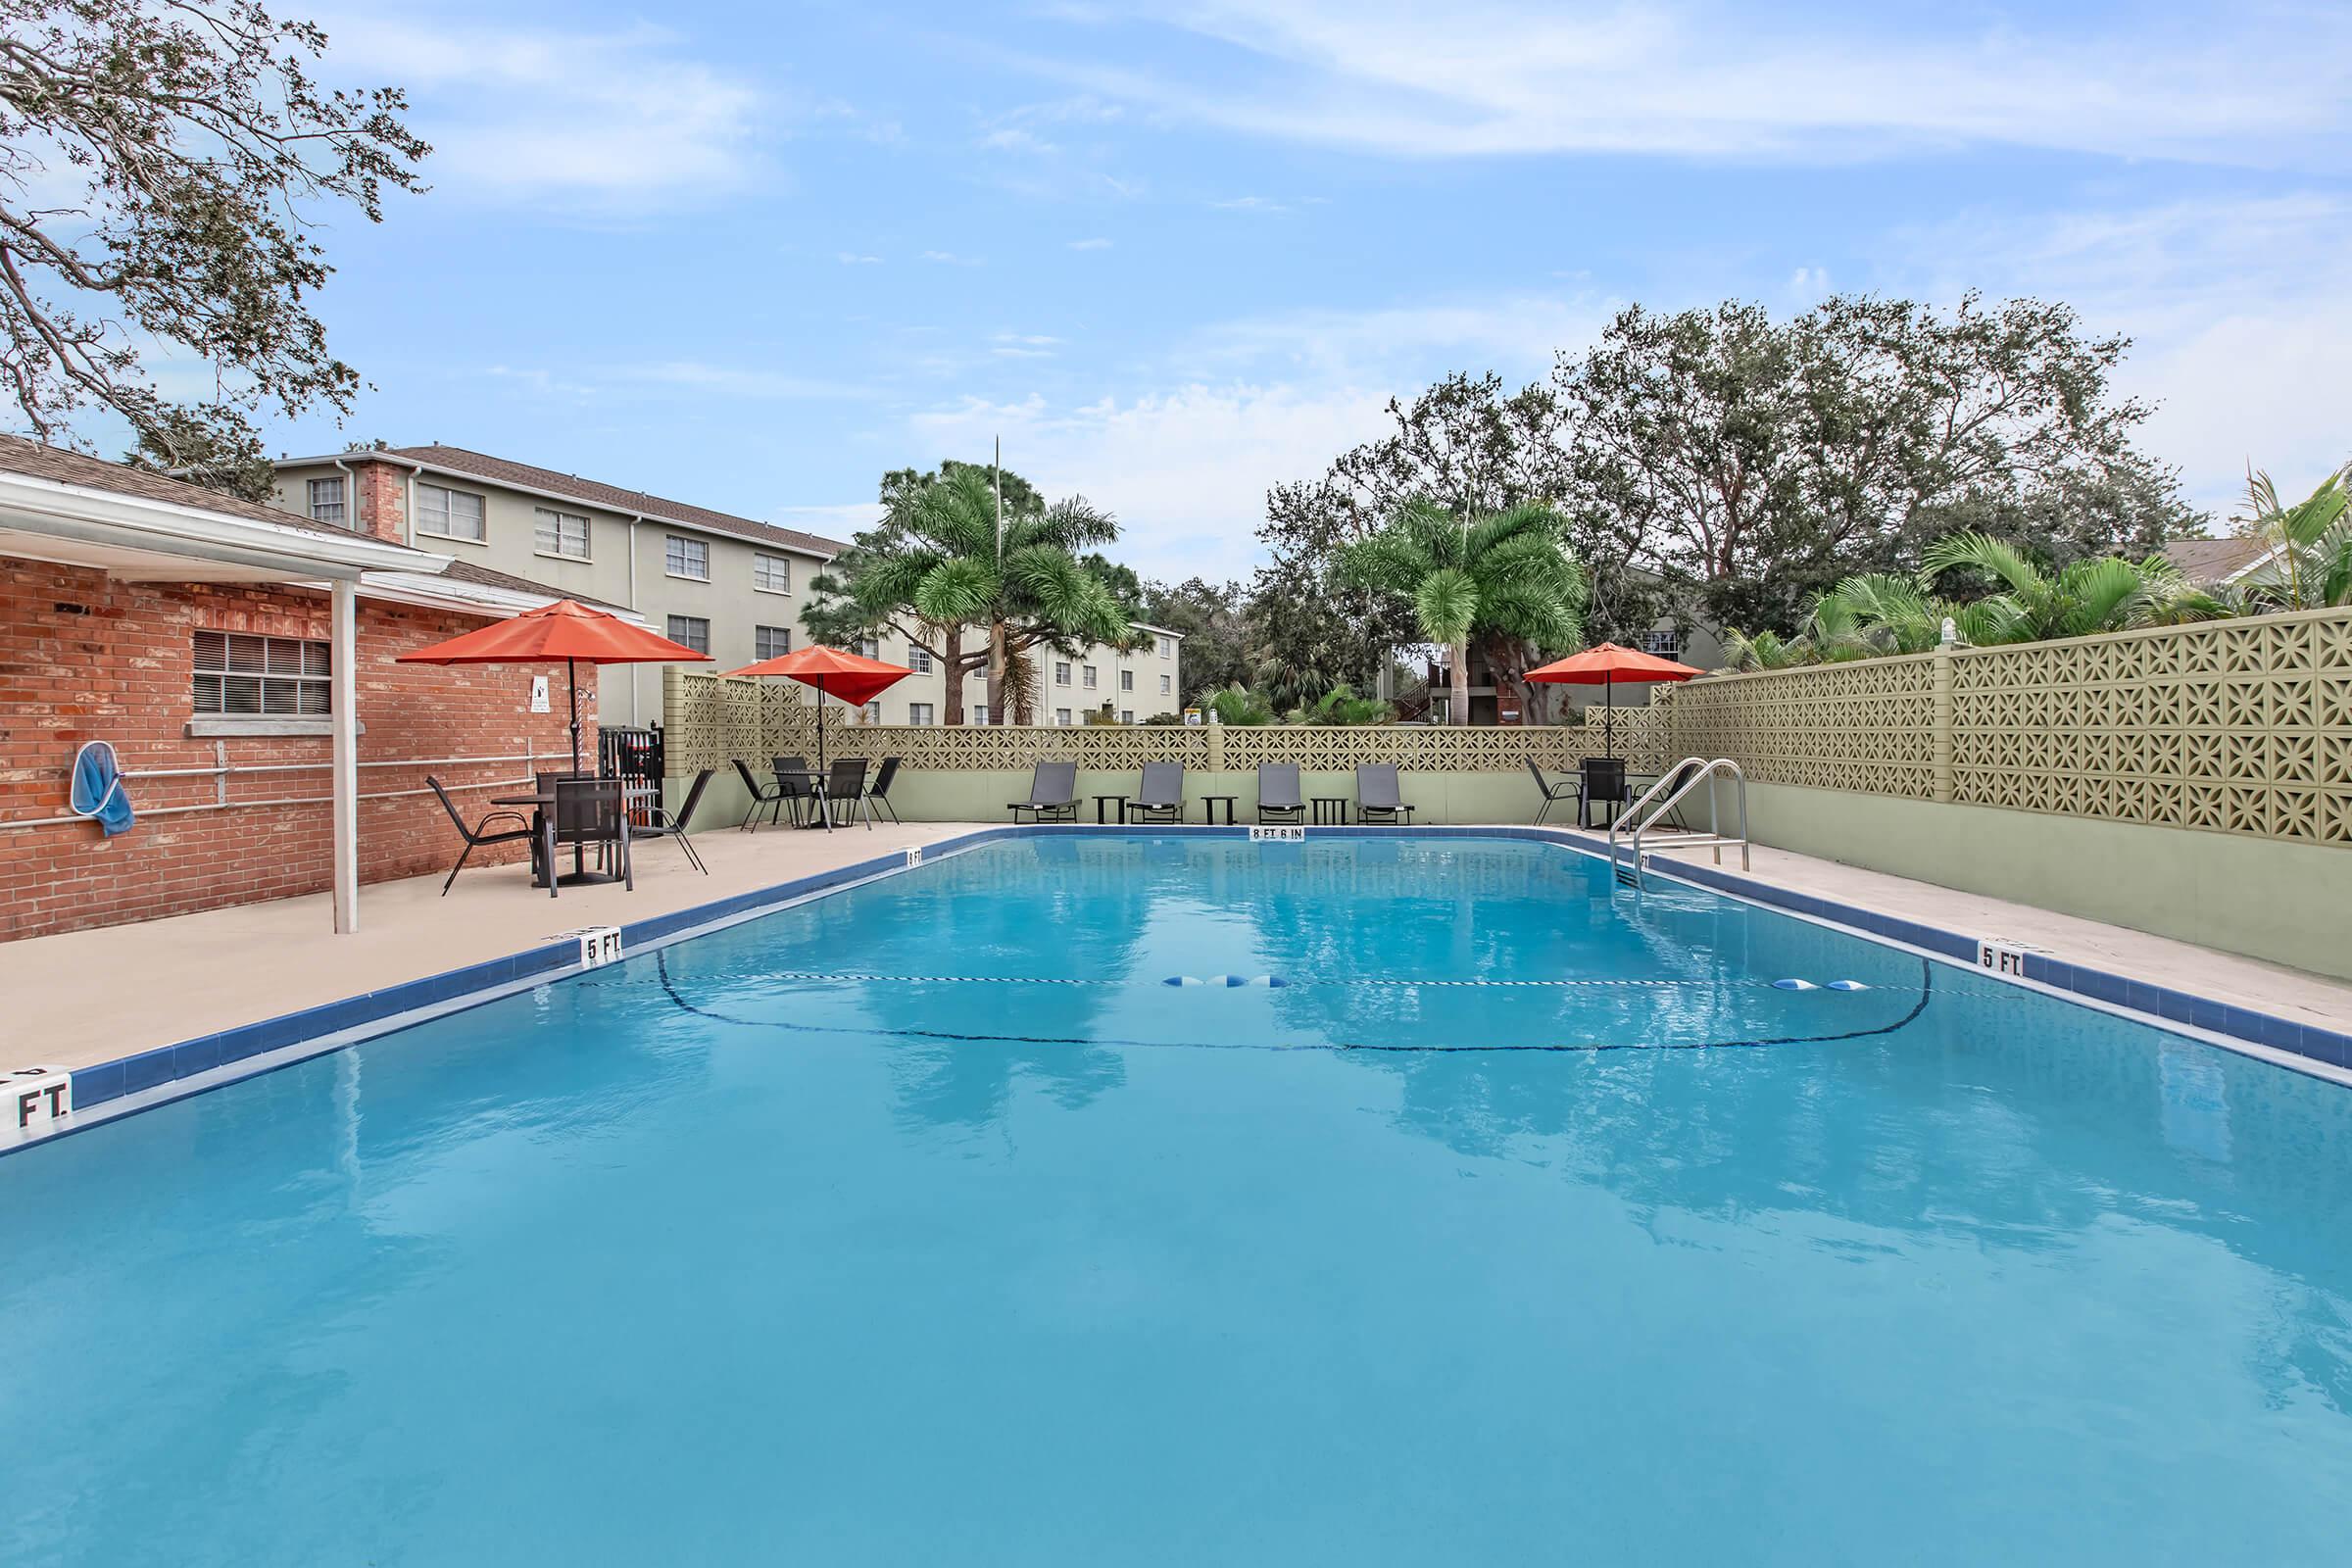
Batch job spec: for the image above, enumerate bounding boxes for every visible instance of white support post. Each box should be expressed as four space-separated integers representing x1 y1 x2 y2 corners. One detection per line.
330 577 360 934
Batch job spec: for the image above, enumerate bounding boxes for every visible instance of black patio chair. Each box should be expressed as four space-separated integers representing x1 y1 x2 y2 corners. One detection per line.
546 776 630 899
633 766 713 874
822 757 870 829
1527 759 1582 825
1010 760 1080 822
426 775 538 896
1580 757 1628 829
1355 762 1416 824
863 757 903 823
1255 762 1304 824
731 759 787 831
1129 761 1185 824
772 755 818 829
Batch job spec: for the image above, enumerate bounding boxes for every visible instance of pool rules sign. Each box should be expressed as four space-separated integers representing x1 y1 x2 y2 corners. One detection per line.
7 1064 73 1143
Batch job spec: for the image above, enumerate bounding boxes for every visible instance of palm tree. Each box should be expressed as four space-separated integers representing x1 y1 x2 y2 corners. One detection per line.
1336 497 1587 726
1916 532 2208 643
2233 466 2352 611
817 464 1130 723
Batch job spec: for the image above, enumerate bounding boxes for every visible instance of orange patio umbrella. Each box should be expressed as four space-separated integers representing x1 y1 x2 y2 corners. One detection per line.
723 644 912 771
1526 642 1698 758
399 599 710 773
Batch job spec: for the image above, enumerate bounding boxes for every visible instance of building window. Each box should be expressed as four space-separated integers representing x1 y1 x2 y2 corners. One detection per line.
1120 669 1134 691
306 477 346 526
416 482 485 542
855 635 879 659
1157 635 1173 658
1160 673 1171 695
666 615 710 655
665 535 710 580
1055 708 1072 726
908 646 931 673
534 508 589 559
1119 709 1134 724
971 704 990 725
755 624 791 661
1082 665 1098 689
1642 628 1682 657
753 553 791 594
1054 661 1071 685
861 701 881 723
192 630 329 715
908 702 935 725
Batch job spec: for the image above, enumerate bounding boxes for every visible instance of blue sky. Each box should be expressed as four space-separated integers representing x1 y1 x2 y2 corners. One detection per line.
235 0 2352 579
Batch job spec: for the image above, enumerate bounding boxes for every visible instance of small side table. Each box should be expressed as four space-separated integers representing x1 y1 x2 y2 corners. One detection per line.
1311 796 1349 825
1200 795 1238 825
1093 794 1129 824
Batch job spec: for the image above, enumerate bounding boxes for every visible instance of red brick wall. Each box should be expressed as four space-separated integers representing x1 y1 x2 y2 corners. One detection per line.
0 557 594 941
350 457 408 543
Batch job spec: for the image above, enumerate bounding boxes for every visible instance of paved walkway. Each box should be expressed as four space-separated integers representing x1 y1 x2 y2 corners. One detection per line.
4 821 2347 1075
1 820 968 1072
1587 827 2352 1034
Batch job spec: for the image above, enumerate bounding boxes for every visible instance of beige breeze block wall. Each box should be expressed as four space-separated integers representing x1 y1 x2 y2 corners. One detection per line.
660 666 1673 828
1668 605 2352 981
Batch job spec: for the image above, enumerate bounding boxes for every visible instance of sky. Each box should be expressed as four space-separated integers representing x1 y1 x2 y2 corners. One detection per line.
210 0 2352 580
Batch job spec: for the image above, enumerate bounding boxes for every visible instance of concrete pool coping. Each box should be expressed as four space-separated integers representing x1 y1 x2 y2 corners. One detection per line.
7 822 2352 1152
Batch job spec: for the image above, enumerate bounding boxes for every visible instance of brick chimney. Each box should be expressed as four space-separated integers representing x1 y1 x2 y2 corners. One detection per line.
347 458 411 545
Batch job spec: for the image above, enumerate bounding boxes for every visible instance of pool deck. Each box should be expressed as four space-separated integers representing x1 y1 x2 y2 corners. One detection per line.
4 820 2349 1077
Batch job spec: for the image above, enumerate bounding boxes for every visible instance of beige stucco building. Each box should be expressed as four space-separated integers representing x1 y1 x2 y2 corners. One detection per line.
268 446 1180 727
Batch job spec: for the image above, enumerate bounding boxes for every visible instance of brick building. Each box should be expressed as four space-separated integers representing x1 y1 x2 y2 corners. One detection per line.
0 436 627 942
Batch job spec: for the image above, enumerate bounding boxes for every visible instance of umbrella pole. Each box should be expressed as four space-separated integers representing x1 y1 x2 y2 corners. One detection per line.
567 657 586 880
1605 673 1616 760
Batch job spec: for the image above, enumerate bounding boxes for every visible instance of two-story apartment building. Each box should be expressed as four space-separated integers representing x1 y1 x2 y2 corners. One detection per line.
270 446 848 725
844 623 1186 727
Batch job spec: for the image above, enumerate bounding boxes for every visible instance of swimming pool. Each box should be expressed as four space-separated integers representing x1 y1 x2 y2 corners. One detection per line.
5 833 2350 1564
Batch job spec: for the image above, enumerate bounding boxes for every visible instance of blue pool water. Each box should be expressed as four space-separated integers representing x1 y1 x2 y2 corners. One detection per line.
6 834 2352 1564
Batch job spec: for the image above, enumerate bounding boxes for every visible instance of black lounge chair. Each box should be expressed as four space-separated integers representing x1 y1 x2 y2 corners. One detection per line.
546 776 630 899
1256 762 1304 824
1527 759 1582 825
1010 760 1079 822
862 757 902 823
732 759 787 831
633 765 713 873
1129 761 1185 824
1355 762 1415 824
822 757 870 829
426 775 538 895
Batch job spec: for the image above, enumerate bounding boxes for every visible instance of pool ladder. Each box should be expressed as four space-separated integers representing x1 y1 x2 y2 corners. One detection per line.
1610 759 1749 891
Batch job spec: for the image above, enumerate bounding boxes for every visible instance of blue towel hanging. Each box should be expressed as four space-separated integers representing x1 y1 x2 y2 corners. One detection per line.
70 740 134 837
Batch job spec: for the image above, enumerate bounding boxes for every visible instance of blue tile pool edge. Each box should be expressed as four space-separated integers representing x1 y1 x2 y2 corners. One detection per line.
15 823 2346 1156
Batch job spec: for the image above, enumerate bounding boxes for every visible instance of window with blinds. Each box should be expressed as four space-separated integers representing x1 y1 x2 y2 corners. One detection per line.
416 483 486 541
534 508 590 559
192 630 330 715
755 624 791 660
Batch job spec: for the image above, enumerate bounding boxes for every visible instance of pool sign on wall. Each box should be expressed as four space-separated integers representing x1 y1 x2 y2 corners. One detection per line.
1978 938 2034 978
556 926 623 970
7 1064 73 1143
1250 825 1306 842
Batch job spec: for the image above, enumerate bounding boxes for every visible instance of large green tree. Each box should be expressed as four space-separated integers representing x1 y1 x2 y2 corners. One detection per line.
2233 466 2352 612
0 0 426 481
1337 497 1587 726
1554 293 2205 635
803 461 1132 724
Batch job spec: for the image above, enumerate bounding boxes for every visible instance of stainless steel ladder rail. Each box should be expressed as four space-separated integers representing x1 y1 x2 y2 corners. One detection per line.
1608 758 1749 890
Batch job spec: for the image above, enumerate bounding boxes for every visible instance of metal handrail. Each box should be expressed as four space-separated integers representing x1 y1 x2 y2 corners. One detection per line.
1609 757 1748 890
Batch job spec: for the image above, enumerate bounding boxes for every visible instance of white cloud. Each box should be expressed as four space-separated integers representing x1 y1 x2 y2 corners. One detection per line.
324 14 765 207
1210 195 1290 213
836 251 884 265
1069 237 1115 250
908 383 1398 580
1892 194 2352 515
921 250 985 266
1012 1 2351 165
